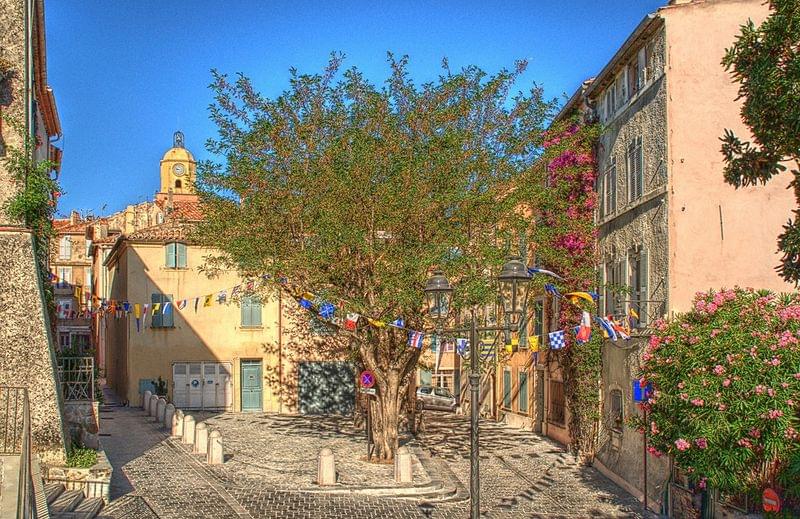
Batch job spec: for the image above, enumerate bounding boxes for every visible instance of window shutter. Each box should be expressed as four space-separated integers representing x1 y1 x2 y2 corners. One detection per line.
151 293 161 328
611 158 617 212
165 243 176 268
251 297 262 327
164 294 174 327
639 250 649 325
177 243 187 268
637 47 647 87
637 136 644 198
241 297 249 327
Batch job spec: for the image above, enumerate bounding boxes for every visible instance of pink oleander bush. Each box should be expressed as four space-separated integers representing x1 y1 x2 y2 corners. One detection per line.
634 288 800 502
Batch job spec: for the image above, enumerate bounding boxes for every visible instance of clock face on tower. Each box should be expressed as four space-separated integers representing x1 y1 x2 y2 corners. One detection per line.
173 163 185 176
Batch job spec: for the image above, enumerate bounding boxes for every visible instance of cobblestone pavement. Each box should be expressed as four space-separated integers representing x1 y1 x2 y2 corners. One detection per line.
191 411 428 489
100 395 645 518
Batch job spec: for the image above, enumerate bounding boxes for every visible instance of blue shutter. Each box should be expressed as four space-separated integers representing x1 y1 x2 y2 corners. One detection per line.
519 372 529 412
251 297 262 327
163 294 174 327
165 243 176 268
177 243 187 268
151 293 161 327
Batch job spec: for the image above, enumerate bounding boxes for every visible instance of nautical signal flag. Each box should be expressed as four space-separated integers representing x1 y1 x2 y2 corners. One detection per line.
203 294 213 307
177 300 187 311
594 315 618 341
368 318 386 328
344 313 360 331
389 317 405 328
544 283 561 298
548 329 566 350
407 331 424 349
576 311 592 343
319 302 336 320
456 338 469 357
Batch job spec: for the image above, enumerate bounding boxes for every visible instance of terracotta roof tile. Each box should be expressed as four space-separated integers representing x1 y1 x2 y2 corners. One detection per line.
155 199 204 222
127 223 192 242
53 219 89 234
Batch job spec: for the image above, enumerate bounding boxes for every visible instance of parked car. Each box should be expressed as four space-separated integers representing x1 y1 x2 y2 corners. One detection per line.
416 385 457 412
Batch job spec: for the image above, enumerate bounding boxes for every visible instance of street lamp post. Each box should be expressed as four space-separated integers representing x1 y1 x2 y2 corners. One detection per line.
424 258 531 519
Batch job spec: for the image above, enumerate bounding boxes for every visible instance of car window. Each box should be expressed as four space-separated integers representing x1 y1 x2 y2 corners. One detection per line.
418 387 432 395
434 388 451 398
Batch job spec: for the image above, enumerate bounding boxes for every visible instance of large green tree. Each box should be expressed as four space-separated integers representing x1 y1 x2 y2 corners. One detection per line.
195 55 556 459
720 0 800 283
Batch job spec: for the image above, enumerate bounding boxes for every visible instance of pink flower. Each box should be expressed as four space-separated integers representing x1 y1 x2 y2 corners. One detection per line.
647 446 663 457
710 329 721 338
677 382 685 390
691 398 704 407
718 403 727 411
680 393 689 401
737 438 752 448
768 388 776 397
675 438 691 451
781 382 790 389
698 478 707 490
723 378 731 387
755 385 766 395
713 365 725 375
786 427 798 440
749 428 761 439
787 399 795 407
770 357 781 366
694 438 708 449
768 409 784 419
650 422 659 435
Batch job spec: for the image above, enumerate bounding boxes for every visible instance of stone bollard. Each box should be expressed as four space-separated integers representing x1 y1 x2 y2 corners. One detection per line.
172 409 184 437
149 394 159 418
207 430 224 465
194 423 208 455
182 415 196 445
164 404 175 431
317 448 336 486
143 390 152 412
157 398 167 424
394 447 413 483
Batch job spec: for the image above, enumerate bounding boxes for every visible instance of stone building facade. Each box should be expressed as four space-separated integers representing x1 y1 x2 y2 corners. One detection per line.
581 0 794 514
0 0 67 462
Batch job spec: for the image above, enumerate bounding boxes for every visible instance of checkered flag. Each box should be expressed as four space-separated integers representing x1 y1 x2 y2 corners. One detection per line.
548 329 566 350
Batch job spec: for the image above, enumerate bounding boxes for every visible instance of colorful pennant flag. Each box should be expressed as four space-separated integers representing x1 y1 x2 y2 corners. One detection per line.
177 299 187 311
456 338 469 357
319 302 336 320
231 285 241 297
368 318 386 328
528 335 540 352
576 311 592 343
407 330 424 349
548 329 566 350
528 267 564 280
389 317 405 328
217 290 227 304
544 283 562 298
134 303 141 332
203 294 213 307
152 303 161 316
162 302 172 316
194 298 200 313
345 313 360 331
142 304 150 326
594 315 618 341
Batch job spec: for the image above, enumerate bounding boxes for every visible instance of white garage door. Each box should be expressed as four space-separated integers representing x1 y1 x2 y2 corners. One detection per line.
172 362 232 410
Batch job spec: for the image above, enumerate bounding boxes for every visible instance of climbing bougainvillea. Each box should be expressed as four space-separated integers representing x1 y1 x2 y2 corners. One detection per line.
531 116 602 459
635 288 800 503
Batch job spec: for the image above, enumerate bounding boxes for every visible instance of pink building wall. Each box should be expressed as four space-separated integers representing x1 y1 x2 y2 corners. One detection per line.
665 0 795 312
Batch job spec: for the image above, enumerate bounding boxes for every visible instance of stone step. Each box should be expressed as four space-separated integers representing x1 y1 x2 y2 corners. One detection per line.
44 482 65 505
53 496 104 519
49 489 85 514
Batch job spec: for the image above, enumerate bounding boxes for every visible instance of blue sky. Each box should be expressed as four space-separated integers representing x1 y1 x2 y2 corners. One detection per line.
46 1 664 217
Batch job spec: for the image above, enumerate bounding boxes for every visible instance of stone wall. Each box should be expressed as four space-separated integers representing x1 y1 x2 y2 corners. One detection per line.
0 230 67 463
0 0 26 222
595 337 670 510
63 401 99 449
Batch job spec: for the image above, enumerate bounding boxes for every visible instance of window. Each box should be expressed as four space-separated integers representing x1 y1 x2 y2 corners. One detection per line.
627 135 644 202
614 71 627 110
503 369 512 409
518 371 529 413
240 295 262 327
637 46 649 90
419 369 432 387
609 389 624 431
165 242 187 268
85 239 92 258
175 180 182 189
606 87 616 119
548 380 566 426
151 293 174 328
629 249 649 327
57 266 72 286
627 60 639 98
84 267 92 297
604 258 628 317
59 236 72 259
432 372 454 392
71 333 90 353
601 156 617 217
58 332 70 350
528 298 544 351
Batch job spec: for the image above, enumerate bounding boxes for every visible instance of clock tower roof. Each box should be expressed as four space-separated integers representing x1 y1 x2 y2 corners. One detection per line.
159 130 197 197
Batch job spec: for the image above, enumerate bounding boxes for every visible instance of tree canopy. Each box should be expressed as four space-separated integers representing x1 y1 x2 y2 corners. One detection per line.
195 54 559 458
721 0 800 284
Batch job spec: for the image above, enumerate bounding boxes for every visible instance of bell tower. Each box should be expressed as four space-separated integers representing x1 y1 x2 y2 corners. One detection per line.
159 130 196 195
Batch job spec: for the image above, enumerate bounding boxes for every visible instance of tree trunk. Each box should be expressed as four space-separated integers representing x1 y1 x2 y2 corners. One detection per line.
371 369 402 461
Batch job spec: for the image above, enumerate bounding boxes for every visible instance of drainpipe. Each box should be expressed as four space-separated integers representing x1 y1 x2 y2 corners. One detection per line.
278 290 283 413
24 0 34 156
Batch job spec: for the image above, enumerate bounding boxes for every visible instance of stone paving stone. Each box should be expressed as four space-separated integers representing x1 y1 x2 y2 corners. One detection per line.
100 394 646 519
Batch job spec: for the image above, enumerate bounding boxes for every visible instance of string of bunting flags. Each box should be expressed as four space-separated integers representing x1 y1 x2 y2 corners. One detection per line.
48 265 638 353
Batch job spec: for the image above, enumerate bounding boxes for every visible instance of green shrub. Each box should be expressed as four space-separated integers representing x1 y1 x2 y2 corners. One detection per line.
66 447 97 468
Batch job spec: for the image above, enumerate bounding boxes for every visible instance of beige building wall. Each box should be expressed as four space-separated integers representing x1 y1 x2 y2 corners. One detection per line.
663 0 795 311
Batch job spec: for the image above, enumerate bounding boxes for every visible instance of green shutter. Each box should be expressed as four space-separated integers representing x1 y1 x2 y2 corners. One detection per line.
241 296 262 327
519 372 528 412
151 293 161 327
163 294 174 327
165 243 176 268
503 370 512 408
177 243 187 268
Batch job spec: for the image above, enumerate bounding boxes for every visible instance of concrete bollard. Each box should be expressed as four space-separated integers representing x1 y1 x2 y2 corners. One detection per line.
207 430 224 465
317 448 336 486
164 404 175 430
394 447 413 483
182 415 196 445
172 409 184 437
194 423 208 455
149 394 159 418
157 398 167 424
143 390 152 411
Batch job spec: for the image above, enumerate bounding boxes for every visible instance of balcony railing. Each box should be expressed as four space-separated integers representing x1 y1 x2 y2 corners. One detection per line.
58 357 95 401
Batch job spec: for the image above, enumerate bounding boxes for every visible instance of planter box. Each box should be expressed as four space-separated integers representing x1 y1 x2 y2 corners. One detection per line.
44 448 112 503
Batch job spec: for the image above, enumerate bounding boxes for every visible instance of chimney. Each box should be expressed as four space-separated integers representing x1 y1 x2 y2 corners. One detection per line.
70 210 80 225
167 188 174 216
667 0 694 5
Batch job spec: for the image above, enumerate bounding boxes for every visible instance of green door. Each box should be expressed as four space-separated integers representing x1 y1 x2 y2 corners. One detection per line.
240 360 263 412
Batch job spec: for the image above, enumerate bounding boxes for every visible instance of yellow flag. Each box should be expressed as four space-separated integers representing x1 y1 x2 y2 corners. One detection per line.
152 303 161 315
204 294 213 307
133 304 141 319
529 336 540 352
367 318 386 328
